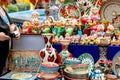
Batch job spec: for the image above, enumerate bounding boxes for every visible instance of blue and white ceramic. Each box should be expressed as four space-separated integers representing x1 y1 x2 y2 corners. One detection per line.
78 53 94 76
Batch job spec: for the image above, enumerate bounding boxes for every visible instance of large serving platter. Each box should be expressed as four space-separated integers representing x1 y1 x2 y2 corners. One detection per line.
0 72 38 80
78 53 94 76
100 0 120 22
112 51 120 77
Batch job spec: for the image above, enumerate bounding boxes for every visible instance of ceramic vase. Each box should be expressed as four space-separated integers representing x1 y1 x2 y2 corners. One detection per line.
59 40 73 63
39 33 61 64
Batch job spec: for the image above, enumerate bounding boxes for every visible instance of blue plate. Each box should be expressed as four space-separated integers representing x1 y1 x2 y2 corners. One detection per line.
112 51 120 76
78 53 94 76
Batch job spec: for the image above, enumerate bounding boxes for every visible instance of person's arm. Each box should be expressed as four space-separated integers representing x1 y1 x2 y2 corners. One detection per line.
2 7 20 39
0 32 10 41
2 7 12 24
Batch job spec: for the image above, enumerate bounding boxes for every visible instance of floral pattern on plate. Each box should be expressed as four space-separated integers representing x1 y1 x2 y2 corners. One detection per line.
78 53 94 76
112 51 120 76
58 3 81 19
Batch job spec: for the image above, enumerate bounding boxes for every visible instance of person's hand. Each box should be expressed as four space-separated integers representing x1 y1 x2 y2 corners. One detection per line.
0 32 10 41
10 24 20 39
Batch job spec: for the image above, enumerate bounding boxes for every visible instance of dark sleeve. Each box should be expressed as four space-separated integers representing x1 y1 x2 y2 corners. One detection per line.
2 7 13 24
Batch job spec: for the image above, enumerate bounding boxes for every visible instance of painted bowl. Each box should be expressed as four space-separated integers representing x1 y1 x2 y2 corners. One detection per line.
59 39 71 45
37 71 61 80
40 62 59 73
64 57 81 65
64 64 89 79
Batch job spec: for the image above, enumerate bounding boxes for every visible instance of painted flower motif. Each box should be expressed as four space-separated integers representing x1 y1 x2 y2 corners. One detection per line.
59 3 80 19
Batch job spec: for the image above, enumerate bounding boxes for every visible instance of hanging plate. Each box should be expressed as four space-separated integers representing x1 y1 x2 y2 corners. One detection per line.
112 51 120 76
58 3 81 19
100 0 120 22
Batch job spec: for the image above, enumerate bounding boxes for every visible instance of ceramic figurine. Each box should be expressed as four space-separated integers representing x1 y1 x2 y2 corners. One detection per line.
65 19 74 36
100 19 109 32
110 34 120 46
52 17 65 37
31 19 41 34
31 11 39 24
106 24 115 35
21 21 32 34
59 39 73 63
76 20 82 36
31 11 41 34
41 20 51 33
91 69 105 80
72 19 80 35
90 7 100 24
96 24 105 37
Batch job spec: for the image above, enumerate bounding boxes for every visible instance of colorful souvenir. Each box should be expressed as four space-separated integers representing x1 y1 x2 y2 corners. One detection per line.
112 15 120 33
78 53 94 76
31 11 41 34
52 17 65 37
112 51 120 77
41 20 51 33
21 21 32 34
90 7 100 24
39 33 62 64
100 0 120 23
59 39 73 62
77 0 94 15
58 3 81 19
64 64 88 79
106 24 114 34
96 24 105 37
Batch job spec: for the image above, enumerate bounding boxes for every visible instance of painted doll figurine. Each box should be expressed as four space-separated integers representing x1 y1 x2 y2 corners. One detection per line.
31 11 41 34
106 24 115 35
41 20 51 34
90 7 101 24
31 11 39 24
96 24 105 37
65 19 73 36
52 17 66 37
22 21 32 34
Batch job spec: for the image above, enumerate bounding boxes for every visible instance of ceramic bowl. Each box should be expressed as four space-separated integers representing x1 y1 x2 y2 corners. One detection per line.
64 64 89 79
40 62 59 73
37 71 61 80
59 39 71 45
64 57 81 65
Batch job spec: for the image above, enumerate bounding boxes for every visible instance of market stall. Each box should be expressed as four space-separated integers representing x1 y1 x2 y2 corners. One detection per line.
1 0 120 79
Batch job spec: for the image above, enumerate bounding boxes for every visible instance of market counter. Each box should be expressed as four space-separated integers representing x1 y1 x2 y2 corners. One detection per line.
12 34 120 63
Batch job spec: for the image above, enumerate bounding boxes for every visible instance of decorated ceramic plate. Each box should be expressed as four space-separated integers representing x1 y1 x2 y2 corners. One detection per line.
112 51 120 76
100 0 120 22
58 3 81 19
11 73 32 79
78 53 94 76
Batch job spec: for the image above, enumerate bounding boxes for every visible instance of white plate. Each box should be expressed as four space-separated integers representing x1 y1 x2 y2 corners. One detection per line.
11 73 32 79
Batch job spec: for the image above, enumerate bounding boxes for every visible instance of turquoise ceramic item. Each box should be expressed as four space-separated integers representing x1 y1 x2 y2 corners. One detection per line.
78 53 94 76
